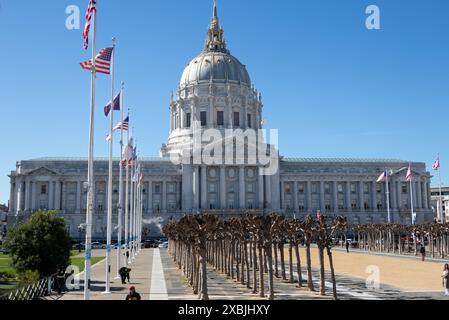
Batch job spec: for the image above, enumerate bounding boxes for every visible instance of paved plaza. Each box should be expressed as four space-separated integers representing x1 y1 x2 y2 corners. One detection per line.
54 247 449 300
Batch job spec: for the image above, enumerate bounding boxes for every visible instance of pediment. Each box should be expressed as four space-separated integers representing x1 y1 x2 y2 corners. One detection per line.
26 167 58 176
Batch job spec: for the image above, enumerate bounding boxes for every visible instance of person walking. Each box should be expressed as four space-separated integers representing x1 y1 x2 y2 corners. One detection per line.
420 244 426 261
126 267 131 283
442 264 449 296
125 286 141 300
345 241 350 253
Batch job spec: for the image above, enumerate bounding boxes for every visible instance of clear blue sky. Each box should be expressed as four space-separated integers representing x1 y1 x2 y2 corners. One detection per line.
1 0 448 204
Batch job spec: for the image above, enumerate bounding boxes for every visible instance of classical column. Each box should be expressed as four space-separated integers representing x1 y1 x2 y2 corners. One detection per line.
266 175 272 209
201 166 208 209
148 180 153 213
193 166 200 210
220 166 226 209
14 178 23 214
24 179 31 211
10 177 17 213
239 166 245 209
422 181 428 209
49 180 54 210
258 171 264 209
332 181 338 213
30 181 36 211
345 181 351 212
76 181 81 213
162 180 167 212
54 181 61 211
358 181 365 212
371 181 378 212
396 181 402 210
417 181 423 209
61 181 67 212
391 180 397 210
319 181 325 212
280 181 285 210
306 181 312 212
293 181 299 213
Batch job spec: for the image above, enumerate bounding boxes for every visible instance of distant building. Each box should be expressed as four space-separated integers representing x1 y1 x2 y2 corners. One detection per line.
430 186 449 222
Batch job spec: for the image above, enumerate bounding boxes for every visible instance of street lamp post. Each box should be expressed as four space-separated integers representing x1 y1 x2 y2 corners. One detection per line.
78 223 87 253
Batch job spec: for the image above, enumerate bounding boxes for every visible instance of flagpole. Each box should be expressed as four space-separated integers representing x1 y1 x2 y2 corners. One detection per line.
129 129 135 263
386 168 391 224
115 81 124 279
124 109 130 267
84 0 97 301
438 164 444 223
104 36 116 294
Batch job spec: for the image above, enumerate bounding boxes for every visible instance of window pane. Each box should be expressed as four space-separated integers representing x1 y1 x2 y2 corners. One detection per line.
247 114 252 128
233 112 240 127
200 111 207 126
186 113 191 128
217 111 224 126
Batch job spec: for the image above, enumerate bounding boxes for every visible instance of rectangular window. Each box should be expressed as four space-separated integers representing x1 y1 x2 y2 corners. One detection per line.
298 183 304 193
41 185 47 195
233 112 240 127
402 183 407 194
200 111 207 127
324 183 331 194
217 111 224 126
155 185 161 194
247 114 252 128
364 183 370 194
350 183 356 193
186 113 191 128
337 184 344 193
285 183 291 194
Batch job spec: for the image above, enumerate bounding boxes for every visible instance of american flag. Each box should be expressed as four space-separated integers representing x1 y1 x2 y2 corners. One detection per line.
113 116 129 131
432 156 440 170
405 164 412 182
83 0 96 50
80 47 114 74
376 171 387 183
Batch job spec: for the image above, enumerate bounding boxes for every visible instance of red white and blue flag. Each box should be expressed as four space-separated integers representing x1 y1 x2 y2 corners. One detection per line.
376 171 387 183
103 92 121 117
432 156 440 170
113 116 129 131
405 164 412 182
80 47 114 75
83 0 97 50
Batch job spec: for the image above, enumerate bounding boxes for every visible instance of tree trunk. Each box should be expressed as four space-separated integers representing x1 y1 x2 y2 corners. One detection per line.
326 246 337 300
252 240 258 294
265 243 275 300
258 243 265 297
288 242 294 283
294 242 302 287
305 241 314 291
279 242 286 280
318 244 325 296
274 240 279 278
244 241 251 289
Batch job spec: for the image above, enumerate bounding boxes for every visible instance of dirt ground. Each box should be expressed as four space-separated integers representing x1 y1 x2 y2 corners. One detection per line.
281 247 448 292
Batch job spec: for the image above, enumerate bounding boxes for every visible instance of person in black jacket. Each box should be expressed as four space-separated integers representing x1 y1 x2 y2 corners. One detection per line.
126 286 141 300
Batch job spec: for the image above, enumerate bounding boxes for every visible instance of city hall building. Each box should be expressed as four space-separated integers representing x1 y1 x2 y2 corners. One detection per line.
7 3 434 238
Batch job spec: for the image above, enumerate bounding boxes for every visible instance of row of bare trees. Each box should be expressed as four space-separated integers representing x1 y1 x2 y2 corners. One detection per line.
345 223 449 258
163 214 347 300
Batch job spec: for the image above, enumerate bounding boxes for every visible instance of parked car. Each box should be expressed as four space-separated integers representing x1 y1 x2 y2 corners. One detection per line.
0 247 10 254
91 242 103 249
158 241 169 249
144 240 159 248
